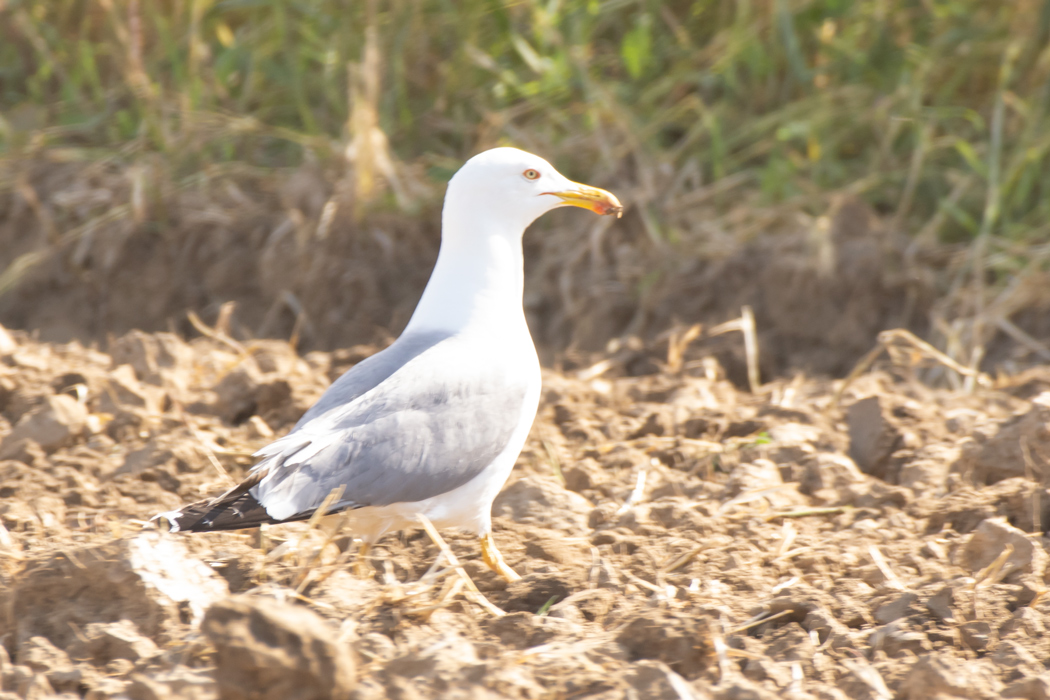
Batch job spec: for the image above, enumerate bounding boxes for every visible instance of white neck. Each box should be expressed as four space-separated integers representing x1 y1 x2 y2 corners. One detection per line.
403 213 526 335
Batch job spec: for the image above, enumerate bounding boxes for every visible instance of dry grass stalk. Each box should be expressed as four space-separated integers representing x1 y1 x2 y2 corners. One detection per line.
289 591 336 611
776 545 818 561
58 547 87 570
708 308 760 392
186 310 246 355
767 506 849 521
258 492 346 588
771 576 800 595
711 631 732 682
660 544 704 574
730 609 794 634
968 542 1015 620
621 570 675 601
741 305 761 393
292 486 347 592
213 302 236 338
586 547 602 589
262 537 299 564
343 0 412 212
298 541 360 592
974 543 1015 588
415 514 505 618
407 577 467 619
996 317 1050 363
666 323 702 373
868 545 907 591
576 358 617 381
511 635 613 669
615 468 648 516
841 658 892 700
717 484 799 515
0 200 131 297
0 520 15 553
786 662 804 696
180 416 235 488
724 647 766 661
835 328 993 405
352 554 469 619
775 521 797 559
907 174 975 258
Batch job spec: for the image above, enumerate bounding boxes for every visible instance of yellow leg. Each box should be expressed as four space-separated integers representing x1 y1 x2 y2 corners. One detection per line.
354 541 375 578
480 533 521 582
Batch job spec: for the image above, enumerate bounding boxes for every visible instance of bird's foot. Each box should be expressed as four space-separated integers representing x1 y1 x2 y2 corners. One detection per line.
480 532 521 582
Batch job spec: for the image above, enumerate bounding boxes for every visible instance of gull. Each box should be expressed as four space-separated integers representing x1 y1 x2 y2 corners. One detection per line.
156 147 622 581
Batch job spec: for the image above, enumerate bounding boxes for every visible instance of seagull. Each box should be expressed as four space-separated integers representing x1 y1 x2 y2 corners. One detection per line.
156 147 622 581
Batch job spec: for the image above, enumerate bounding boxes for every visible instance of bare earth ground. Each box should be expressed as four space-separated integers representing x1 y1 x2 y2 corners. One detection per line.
2 159 966 381
2 326 1050 700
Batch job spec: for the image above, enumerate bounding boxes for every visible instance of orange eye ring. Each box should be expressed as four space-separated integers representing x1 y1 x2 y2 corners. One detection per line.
523 169 540 180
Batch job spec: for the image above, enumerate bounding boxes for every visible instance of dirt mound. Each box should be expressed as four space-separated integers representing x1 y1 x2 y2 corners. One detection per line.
0 160 437 352
636 196 933 379
2 327 1050 698
0 160 944 381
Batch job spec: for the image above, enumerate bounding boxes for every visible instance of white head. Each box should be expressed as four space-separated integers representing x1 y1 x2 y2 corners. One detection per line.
441 147 622 241
405 147 622 335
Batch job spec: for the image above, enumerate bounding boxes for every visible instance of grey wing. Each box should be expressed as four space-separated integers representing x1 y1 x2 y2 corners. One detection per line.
294 331 451 427
249 340 532 520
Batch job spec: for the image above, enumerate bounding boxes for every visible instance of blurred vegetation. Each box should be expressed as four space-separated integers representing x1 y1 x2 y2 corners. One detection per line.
2 0 1050 240
1 0 1049 278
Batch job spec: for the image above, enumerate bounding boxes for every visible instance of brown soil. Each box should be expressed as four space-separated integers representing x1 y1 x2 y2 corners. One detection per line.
2 327 1050 699
0 160 951 382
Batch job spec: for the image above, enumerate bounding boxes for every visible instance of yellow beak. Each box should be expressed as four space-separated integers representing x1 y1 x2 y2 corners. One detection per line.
544 183 623 218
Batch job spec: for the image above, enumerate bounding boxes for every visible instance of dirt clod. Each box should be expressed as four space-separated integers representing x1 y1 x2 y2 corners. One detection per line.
847 396 902 480
615 609 712 679
1003 675 1050 700
3 531 228 651
953 400 1050 486
624 660 711 700
492 474 593 532
68 621 160 666
900 654 1003 700
201 596 356 700
873 592 918 625
0 393 86 457
954 517 1048 580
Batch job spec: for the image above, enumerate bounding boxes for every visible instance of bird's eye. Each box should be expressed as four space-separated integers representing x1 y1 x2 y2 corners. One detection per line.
523 169 540 180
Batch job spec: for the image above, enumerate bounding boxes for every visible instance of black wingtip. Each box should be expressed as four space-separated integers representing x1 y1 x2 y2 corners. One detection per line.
158 491 284 532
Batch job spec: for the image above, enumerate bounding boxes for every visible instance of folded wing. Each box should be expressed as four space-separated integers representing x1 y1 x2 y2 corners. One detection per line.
162 331 531 531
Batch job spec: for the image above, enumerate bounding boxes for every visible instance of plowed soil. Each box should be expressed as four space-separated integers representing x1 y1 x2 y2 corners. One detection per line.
3 325 1050 700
